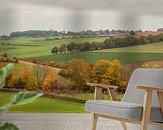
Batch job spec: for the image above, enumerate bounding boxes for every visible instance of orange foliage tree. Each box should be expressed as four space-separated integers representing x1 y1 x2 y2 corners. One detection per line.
59 59 92 90
59 59 123 91
7 65 58 91
7 67 36 90
42 70 57 90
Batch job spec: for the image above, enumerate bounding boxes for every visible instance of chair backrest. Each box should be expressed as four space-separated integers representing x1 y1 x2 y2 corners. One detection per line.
122 68 163 107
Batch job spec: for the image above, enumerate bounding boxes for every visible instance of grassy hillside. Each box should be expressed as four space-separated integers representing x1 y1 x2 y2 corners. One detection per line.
0 37 106 58
93 42 163 53
10 62 74 87
0 37 163 64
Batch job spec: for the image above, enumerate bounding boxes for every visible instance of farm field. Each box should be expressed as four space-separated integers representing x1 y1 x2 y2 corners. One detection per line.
0 37 107 58
0 37 163 64
93 42 163 53
29 52 163 64
0 92 85 113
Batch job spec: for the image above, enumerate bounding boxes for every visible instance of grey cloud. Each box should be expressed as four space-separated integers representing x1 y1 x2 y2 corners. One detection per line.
119 13 140 30
66 11 91 31
0 0 163 35
1 0 163 15
0 7 18 35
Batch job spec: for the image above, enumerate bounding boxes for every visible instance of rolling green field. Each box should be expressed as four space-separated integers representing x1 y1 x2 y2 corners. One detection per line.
0 92 85 113
0 37 163 64
93 42 163 53
28 52 163 64
0 37 106 58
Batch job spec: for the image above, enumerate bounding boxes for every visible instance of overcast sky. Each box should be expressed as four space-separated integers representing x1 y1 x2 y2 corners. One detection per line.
0 0 163 35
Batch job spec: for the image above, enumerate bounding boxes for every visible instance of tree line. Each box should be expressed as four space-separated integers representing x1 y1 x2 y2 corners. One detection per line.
10 30 61 38
8 29 141 38
9 29 121 38
51 34 163 54
0 42 10 45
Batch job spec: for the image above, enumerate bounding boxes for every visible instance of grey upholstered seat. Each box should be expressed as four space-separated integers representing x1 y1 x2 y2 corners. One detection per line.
85 69 163 123
86 100 163 122
86 100 143 121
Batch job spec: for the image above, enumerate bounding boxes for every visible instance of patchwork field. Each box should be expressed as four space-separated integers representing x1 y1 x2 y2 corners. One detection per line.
0 37 163 64
0 37 106 58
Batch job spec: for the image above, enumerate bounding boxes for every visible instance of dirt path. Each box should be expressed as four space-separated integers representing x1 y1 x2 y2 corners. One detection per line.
141 60 163 66
125 60 163 68
19 60 62 73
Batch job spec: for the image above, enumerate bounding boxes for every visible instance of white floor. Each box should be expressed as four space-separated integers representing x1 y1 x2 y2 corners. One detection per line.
0 113 132 130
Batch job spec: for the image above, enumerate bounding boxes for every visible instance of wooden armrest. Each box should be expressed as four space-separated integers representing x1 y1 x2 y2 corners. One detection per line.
87 83 118 101
137 86 163 92
87 83 118 89
137 86 163 119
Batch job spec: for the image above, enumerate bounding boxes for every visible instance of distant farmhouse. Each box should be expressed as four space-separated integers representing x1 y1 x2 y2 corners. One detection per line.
157 28 163 32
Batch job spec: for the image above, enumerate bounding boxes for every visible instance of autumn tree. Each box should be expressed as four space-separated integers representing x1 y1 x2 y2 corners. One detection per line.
59 59 123 91
67 42 77 52
59 44 66 53
92 60 112 84
91 42 99 50
59 59 91 90
76 43 85 52
7 67 37 90
90 60 122 86
51 47 58 54
42 70 57 90
83 42 91 51
7 65 58 91
32 65 50 89
104 39 111 49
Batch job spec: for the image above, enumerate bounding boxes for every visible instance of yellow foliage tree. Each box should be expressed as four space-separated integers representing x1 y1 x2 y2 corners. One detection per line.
92 60 122 85
42 70 57 90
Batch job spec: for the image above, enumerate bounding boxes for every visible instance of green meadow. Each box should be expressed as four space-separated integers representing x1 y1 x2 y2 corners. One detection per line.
0 37 106 58
29 52 163 64
0 92 85 113
93 42 163 53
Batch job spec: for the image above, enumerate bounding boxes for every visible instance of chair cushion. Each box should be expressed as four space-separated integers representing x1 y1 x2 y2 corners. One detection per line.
85 100 163 122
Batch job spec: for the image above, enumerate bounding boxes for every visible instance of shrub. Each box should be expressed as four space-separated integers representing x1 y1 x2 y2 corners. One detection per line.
6 65 59 91
13 57 19 63
7 68 37 90
0 56 19 63
0 63 3 68
42 70 57 90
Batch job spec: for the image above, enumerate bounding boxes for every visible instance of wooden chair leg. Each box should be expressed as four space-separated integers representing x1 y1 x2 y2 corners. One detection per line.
92 113 98 130
121 121 127 130
141 90 152 130
157 91 163 114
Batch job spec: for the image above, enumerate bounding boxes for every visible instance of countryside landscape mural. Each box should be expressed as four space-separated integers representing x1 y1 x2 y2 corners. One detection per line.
0 0 163 114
